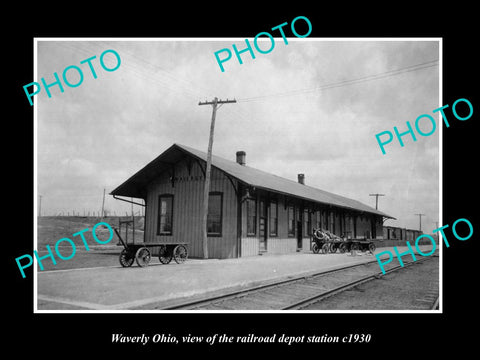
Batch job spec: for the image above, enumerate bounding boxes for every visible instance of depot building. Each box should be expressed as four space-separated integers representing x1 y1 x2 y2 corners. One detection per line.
110 143 395 259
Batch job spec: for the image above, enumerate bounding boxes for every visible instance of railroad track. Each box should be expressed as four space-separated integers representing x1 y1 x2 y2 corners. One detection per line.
163 253 439 311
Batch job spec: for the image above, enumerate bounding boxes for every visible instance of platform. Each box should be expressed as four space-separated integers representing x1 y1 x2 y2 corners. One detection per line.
36 245 438 311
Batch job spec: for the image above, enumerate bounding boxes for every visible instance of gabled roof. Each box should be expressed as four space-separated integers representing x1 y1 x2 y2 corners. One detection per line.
110 143 395 219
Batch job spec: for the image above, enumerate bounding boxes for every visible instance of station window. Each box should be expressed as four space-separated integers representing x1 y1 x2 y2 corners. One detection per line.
207 192 223 236
288 205 295 237
269 200 278 237
157 194 173 235
246 197 257 236
304 209 311 237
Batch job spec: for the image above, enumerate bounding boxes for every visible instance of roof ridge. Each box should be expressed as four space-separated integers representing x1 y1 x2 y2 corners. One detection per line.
174 143 392 218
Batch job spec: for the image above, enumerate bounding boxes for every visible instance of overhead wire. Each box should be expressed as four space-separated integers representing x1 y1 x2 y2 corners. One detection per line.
102 42 213 99
236 59 439 103
49 42 439 122
86 40 216 100
55 42 203 100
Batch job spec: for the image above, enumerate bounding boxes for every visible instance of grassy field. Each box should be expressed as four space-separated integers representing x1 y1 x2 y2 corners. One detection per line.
37 216 144 246
34 216 145 271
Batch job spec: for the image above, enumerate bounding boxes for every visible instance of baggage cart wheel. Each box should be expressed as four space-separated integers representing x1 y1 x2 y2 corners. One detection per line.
329 243 338 253
173 245 188 264
158 245 172 264
119 249 135 267
339 243 347 253
321 243 329 254
368 242 376 253
135 247 151 267
312 242 320 254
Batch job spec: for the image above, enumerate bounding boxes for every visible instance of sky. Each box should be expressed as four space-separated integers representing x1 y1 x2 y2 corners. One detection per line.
35 38 440 233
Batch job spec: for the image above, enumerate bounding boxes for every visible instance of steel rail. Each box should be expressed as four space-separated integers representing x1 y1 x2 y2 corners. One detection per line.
163 253 438 310
282 256 433 310
430 296 440 310
162 258 381 310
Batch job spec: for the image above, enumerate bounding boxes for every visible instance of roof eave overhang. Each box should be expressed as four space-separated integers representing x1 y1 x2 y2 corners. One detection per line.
240 184 395 219
109 144 396 219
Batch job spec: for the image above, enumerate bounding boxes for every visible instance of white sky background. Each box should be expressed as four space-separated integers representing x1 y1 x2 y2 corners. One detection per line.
36 39 440 233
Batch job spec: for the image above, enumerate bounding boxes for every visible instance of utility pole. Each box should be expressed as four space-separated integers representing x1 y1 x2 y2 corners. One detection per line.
369 193 385 210
101 188 106 218
198 97 236 259
414 213 426 231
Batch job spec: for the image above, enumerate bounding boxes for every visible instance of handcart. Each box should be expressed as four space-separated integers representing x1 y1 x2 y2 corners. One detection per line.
311 228 346 254
338 239 376 253
114 227 188 268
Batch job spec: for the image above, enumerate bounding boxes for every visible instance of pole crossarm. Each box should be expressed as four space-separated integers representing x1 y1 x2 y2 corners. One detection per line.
414 213 426 231
199 98 236 106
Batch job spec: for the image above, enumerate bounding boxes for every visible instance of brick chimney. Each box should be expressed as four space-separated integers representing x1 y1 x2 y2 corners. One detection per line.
236 151 246 166
298 173 305 185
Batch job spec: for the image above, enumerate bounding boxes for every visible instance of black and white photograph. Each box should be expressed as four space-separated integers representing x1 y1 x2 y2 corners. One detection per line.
32 38 441 312
8 7 478 355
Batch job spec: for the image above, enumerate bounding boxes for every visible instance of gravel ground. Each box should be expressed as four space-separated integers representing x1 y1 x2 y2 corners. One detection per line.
300 255 439 310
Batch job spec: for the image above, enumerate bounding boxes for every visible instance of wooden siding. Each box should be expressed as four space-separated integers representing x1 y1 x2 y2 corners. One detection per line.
144 158 238 259
383 226 426 243
334 211 341 236
355 215 371 239
241 237 258 257
302 237 311 251
239 189 384 255
240 193 313 255
142 156 385 258
267 238 297 254
373 216 383 239
276 195 290 239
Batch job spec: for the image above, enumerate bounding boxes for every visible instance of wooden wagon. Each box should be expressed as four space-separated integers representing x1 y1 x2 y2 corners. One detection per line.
311 228 345 254
311 228 376 254
337 239 376 253
113 221 188 267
